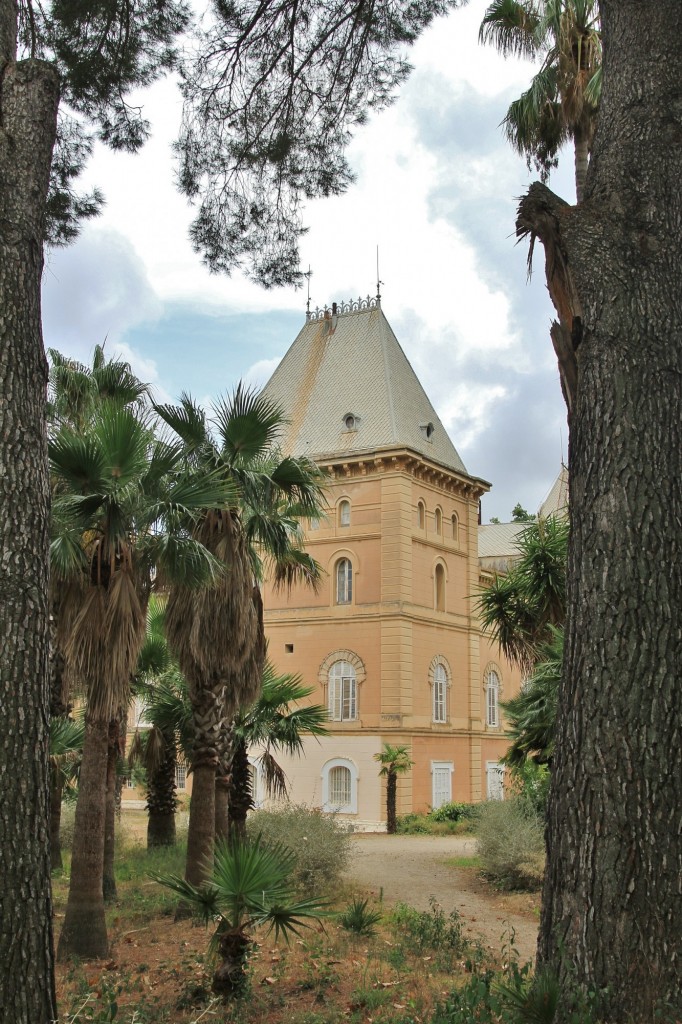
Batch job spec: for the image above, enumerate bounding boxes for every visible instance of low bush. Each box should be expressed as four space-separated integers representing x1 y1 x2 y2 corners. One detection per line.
429 802 479 824
396 803 479 835
475 799 544 890
246 803 352 893
390 899 467 965
338 896 383 935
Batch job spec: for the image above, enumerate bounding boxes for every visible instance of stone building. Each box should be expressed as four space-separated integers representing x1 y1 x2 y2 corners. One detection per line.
258 297 523 830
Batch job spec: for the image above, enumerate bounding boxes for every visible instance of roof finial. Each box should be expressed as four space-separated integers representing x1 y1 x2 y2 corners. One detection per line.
376 246 383 306
304 266 313 319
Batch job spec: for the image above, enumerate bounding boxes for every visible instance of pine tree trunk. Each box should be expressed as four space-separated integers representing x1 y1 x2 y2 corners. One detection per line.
520 3 682 1018
0 6 60 1018
386 772 397 834
147 729 178 848
57 716 110 960
102 718 119 902
50 770 64 872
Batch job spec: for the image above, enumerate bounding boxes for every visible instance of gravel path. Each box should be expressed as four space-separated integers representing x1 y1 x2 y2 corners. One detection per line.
343 834 539 964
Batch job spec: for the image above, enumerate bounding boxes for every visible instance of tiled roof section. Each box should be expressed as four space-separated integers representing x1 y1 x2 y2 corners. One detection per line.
478 522 527 559
538 465 569 518
262 305 468 474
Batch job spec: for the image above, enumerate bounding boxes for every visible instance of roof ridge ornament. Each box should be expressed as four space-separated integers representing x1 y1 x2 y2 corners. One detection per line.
306 294 380 321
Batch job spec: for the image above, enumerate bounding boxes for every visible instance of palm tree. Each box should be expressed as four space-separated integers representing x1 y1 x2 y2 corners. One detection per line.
49 716 84 871
477 515 568 673
156 837 329 996
228 662 329 840
501 626 563 767
156 387 325 886
374 744 414 834
53 403 234 960
47 344 149 431
480 0 601 202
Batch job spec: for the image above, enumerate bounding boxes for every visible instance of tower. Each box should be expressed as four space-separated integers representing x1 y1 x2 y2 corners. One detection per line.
260 297 520 828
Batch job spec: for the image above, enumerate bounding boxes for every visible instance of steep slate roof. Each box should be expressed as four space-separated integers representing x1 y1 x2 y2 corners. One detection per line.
262 302 468 475
538 465 569 518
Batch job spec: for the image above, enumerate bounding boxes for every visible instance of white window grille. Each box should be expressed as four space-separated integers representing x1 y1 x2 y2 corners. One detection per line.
328 661 357 721
328 766 352 807
339 500 351 526
486 670 500 727
433 663 447 723
431 761 453 809
175 763 187 790
134 697 152 729
321 758 358 813
336 558 353 604
486 762 505 800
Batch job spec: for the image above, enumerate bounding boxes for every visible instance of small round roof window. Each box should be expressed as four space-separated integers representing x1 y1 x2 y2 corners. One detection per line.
420 421 435 441
343 413 358 430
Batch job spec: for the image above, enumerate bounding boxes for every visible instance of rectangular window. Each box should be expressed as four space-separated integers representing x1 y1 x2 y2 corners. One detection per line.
487 683 498 727
175 763 187 791
486 762 505 801
431 761 453 809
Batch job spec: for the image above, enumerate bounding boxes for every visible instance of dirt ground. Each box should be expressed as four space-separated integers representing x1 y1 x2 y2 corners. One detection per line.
344 834 539 964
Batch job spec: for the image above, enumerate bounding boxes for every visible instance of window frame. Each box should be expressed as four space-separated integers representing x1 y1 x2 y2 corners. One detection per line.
432 663 448 723
321 757 358 813
486 669 500 728
434 561 446 611
328 660 358 721
335 557 353 604
338 499 351 527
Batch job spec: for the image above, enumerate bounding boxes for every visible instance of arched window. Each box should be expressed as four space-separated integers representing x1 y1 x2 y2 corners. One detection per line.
328 660 357 721
336 558 353 604
434 507 443 535
321 757 358 813
451 513 459 542
433 663 447 723
417 500 425 529
338 499 351 527
486 669 500 727
434 563 446 611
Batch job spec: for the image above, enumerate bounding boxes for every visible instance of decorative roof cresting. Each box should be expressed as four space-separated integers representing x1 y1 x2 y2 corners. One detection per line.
306 295 380 321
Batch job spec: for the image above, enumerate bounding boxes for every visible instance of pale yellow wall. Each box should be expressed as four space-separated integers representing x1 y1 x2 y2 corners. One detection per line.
262 453 523 824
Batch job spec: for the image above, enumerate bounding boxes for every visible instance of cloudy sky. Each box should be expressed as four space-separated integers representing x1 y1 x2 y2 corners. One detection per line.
41 0 573 522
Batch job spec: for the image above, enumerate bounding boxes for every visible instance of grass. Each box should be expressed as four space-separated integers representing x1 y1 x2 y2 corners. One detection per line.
443 854 482 869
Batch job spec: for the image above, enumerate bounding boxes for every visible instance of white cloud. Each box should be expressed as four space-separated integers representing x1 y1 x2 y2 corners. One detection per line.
243 357 283 390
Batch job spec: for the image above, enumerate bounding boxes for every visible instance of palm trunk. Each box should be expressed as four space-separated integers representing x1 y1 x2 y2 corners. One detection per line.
212 929 250 997
573 128 589 204
50 769 64 872
386 771 397 834
520 3 682 1017
102 718 119 902
147 729 178 848
215 779 230 845
227 737 251 843
0 9 60 1016
183 761 216 889
57 716 110 960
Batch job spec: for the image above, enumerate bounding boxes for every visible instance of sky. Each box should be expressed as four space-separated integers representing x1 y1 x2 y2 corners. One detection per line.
41 0 574 523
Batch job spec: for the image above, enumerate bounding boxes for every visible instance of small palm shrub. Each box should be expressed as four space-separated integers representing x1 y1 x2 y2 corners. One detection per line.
476 799 545 889
246 804 352 893
338 896 382 936
156 838 329 997
391 899 467 963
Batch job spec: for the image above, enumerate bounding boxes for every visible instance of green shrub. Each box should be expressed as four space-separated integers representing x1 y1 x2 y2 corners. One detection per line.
429 802 479 824
391 899 467 964
246 804 352 893
396 813 432 834
476 799 545 890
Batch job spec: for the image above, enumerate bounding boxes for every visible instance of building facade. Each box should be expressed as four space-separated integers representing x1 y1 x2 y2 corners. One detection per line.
259 298 522 829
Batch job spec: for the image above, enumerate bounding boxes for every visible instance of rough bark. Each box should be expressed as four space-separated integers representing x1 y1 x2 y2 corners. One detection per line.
227 735 251 843
57 716 110 960
183 762 216 889
215 778 231 845
50 769 64 872
147 729 178 848
525 2 682 1019
102 718 120 902
573 128 590 205
0 5 60 1018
